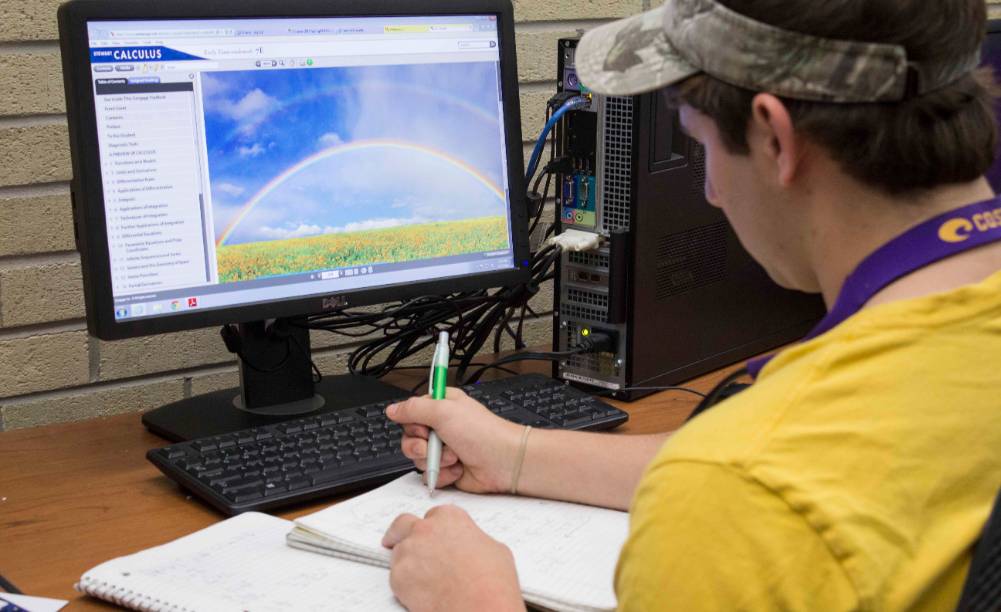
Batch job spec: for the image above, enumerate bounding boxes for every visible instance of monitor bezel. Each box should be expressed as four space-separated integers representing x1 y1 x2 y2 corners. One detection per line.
59 0 530 340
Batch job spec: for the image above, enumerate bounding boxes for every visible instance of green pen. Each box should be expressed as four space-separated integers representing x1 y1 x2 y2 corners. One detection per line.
426 330 449 496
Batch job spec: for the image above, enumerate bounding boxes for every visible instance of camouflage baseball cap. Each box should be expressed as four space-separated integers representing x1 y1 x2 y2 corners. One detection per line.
576 0 980 102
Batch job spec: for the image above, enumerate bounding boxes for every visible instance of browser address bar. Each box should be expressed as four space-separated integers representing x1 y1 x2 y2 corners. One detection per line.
109 28 236 38
192 38 496 58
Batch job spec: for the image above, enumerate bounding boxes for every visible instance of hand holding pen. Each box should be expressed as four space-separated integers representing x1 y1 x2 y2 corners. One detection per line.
425 330 449 496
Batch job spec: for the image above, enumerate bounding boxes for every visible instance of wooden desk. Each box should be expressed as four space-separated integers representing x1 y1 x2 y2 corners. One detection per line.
0 362 743 608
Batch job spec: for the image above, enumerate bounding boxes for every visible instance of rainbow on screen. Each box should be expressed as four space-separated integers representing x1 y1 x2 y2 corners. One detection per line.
215 139 506 247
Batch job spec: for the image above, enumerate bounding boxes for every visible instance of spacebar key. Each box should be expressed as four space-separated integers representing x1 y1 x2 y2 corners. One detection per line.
310 457 410 486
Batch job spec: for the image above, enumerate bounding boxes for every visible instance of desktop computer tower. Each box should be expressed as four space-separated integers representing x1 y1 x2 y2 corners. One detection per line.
552 39 825 400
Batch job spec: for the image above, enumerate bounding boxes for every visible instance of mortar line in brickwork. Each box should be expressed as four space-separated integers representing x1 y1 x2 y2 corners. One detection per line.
0 251 79 267
0 181 69 198
0 41 59 52
0 320 84 341
0 114 65 128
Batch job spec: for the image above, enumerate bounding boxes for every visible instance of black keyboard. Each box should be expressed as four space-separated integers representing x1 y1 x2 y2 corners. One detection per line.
147 374 628 514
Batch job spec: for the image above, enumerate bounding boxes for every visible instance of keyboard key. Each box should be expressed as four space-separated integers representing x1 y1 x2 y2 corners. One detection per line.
231 490 265 503
263 483 288 496
560 415 593 428
286 477 311 490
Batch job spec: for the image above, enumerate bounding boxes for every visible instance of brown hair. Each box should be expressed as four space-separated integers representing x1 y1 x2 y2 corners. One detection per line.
673 0 999 195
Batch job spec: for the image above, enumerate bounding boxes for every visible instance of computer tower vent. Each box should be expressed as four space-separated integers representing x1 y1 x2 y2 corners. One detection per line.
561 287 609 322
567 250 610 269
560 303 607 321
655 221 729 299
600 96 634 233
690 143 706 197
566 287 609 308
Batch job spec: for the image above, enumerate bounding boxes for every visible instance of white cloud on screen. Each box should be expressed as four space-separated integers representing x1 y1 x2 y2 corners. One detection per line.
238 143 265 158
216 182 245 197
225 88 278 120
257 217 421 241
318 132 343 147
203 83 279 137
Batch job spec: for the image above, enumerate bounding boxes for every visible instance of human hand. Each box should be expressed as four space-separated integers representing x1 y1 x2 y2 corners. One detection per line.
382 504 524 612
385 387 523 494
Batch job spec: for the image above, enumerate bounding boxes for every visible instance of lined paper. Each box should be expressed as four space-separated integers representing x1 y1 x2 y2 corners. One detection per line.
292 472 628 611
79 512 402 612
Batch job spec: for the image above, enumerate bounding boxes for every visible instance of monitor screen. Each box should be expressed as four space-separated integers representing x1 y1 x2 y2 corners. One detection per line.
76 12 523 330
983 21 1001 192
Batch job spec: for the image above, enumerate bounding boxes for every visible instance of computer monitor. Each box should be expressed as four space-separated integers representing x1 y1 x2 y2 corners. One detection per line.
58 0 529 440
984 19 1001 192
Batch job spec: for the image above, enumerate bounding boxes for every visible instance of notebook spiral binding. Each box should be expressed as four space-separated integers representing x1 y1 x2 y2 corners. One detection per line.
77 576 194 611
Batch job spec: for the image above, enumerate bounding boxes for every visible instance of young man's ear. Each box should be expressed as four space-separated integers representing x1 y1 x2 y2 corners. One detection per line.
749 93 801 186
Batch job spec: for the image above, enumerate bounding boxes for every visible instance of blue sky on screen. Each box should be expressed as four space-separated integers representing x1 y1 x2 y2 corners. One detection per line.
202 62 507 246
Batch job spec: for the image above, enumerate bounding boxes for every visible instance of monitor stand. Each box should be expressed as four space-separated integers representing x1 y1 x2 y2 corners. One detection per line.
142 317 409 442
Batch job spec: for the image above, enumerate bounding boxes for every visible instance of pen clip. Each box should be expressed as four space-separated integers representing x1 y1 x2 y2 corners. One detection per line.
428 342 439 396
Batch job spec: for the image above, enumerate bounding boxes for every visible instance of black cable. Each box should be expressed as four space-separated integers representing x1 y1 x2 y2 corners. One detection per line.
462 348 584 385
406 363 521 394
0 573 21 594
597 386 707 399
686 367 751 422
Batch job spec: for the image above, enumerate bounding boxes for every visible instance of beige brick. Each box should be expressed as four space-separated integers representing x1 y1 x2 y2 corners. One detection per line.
0 258 85 327
520 87 554 144
516 29 581 83
0 49 64 115
0 122 72 187
98 328 235 381
187 368 240 397
0 378 184 429
513 0 642 23
0 191 75 257
312 348 351 375
0 329 89 397
0 0 61 41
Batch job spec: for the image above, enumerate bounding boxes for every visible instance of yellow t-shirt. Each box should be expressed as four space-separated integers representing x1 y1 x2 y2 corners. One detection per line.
616 270 1001 611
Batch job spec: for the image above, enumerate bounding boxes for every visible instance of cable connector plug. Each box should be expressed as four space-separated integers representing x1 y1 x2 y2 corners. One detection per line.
545 229 601 252
576 332 614 353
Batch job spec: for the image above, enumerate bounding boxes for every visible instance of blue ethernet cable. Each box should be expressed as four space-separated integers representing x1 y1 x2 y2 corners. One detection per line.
525 96 590 184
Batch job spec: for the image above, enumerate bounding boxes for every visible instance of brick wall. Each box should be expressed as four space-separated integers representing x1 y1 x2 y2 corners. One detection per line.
0 0 648 430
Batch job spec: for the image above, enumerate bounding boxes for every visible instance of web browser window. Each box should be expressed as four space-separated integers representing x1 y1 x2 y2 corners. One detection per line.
87 15 514 320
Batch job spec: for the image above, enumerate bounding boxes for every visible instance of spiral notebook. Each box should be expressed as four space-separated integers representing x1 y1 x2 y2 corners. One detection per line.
78 473 629 612
288 472 630 612
77 512 403 612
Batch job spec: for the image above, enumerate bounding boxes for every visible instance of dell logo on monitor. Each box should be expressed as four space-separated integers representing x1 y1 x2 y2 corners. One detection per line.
322 295 347 310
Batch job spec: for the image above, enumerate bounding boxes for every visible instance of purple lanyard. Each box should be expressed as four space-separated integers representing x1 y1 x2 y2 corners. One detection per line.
747 196 1001 379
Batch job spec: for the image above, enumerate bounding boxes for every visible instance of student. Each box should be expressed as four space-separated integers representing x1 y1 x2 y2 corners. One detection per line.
380 0 1001 609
